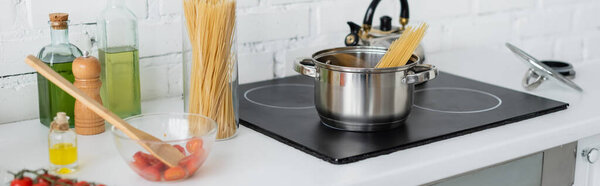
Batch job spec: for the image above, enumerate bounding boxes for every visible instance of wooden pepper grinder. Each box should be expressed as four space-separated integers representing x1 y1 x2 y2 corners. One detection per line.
73 51 105 135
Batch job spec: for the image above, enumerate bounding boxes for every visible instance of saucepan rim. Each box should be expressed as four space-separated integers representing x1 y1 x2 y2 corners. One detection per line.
310 46 419 73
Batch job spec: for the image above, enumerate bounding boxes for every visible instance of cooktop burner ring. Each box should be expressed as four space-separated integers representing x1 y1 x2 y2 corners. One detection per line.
413 87 502 114
244 84 315 109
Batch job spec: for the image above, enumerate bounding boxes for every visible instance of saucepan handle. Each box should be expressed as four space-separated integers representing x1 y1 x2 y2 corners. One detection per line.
294 58 317 78
402 64 438 84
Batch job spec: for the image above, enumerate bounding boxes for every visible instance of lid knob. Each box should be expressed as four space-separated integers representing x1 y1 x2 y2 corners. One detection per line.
380 16 392 31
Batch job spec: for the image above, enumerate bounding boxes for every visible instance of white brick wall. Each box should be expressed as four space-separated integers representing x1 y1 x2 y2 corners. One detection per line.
1 0 599 123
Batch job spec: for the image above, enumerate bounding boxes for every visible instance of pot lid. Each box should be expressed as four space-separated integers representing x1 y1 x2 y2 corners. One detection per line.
505 43 583 92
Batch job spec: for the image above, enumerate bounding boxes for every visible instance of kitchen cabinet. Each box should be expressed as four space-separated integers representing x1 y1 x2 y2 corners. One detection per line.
429 153 544 186
428 142 577 186
574 133 600 186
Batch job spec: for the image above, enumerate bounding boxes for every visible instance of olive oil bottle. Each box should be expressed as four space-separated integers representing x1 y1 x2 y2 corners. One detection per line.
37 13 82 127
98 47 141 118
97 0 141 118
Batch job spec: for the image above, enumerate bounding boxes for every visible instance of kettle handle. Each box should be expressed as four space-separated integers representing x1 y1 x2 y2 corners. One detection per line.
363 0 409 30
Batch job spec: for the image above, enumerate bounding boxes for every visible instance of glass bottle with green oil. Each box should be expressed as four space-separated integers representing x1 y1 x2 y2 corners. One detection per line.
48 112 78 174
97 0 141 119
37 13 82 128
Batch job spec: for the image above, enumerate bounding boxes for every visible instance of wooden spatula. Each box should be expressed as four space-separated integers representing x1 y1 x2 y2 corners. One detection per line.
25 55 184 167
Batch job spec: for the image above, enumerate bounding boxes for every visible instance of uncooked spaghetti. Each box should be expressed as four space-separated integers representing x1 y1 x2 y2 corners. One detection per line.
376 23 428 68
183 0 237 139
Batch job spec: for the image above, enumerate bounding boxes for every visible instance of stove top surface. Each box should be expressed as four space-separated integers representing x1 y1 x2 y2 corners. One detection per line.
238 72 568 164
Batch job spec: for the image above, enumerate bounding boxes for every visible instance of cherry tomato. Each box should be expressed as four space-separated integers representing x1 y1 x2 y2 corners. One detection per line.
139 166 161 181
131 159 148 171
180 156 199 175
35 174 55 184
133 151 150 165
56 179 73 185
32 183 48 186
186 138 204 154
142 152 161 165
149 160 166 172
74 181 90 186
178 151 206 175
173 144 185 154
10 176 33 186
163 166 186 181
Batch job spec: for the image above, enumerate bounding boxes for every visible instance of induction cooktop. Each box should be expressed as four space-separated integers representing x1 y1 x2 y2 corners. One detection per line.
238 72 568 164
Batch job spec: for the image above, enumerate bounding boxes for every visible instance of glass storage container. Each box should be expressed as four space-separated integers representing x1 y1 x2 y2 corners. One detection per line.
97 0 141 119
182 0 239 140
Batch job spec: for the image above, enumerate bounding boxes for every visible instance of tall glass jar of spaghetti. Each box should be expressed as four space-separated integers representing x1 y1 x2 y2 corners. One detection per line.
182 0 239 140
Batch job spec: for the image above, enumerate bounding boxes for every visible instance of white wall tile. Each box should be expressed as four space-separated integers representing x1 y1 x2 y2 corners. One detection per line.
584 34 600 60
0 74 38 123
515 9 572 39
444 14 512 49
2 0 600 123
573 2 600 31
238 52 274 84
237 6 310 43
270 0 312 5
411 0 471 20
159 0 182 16
555 37 584 63
0 31 48 76
478 0 536 13
521 37 555 60
317 0 398 34
238 0 259 8
138 20 182 57
167 60 183 97
0 0 18 32
28 0 147 29
139 55 173 100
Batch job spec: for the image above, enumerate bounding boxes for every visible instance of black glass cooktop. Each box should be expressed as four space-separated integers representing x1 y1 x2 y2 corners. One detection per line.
238 72 568 164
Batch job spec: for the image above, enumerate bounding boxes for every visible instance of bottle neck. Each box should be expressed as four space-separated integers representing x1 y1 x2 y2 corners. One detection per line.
50 28 69 45
107 0 125 7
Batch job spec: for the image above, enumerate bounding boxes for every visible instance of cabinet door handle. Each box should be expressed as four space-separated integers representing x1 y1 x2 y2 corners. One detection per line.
583 148 600 164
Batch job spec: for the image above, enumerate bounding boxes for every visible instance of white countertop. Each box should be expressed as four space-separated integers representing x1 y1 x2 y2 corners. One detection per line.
1 47 599 186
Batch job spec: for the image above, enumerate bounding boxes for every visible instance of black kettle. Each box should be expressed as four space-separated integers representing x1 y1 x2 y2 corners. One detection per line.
345 0 425 62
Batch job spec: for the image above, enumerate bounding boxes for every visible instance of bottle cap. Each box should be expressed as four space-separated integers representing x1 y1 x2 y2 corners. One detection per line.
51 112 70 131
49 13 69 30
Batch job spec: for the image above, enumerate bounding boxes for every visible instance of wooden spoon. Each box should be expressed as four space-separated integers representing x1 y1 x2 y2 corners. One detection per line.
25 55 184 167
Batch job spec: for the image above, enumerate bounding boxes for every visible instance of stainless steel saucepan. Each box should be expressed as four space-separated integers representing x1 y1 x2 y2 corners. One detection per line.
294 46 438 132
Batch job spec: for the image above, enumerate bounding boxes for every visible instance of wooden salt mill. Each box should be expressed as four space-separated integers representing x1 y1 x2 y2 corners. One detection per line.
73 51 105 135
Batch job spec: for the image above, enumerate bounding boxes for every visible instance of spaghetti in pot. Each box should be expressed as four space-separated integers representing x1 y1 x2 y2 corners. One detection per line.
376 23 428 68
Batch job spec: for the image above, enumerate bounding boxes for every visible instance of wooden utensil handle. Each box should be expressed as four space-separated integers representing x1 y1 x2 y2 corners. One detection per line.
25 55 151 141
26 55 184 167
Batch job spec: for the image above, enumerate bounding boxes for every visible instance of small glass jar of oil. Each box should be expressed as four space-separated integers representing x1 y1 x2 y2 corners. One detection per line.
48 112 78 174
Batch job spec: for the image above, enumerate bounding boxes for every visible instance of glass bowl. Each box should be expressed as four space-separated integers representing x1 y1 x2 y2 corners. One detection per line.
111 113 216 182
